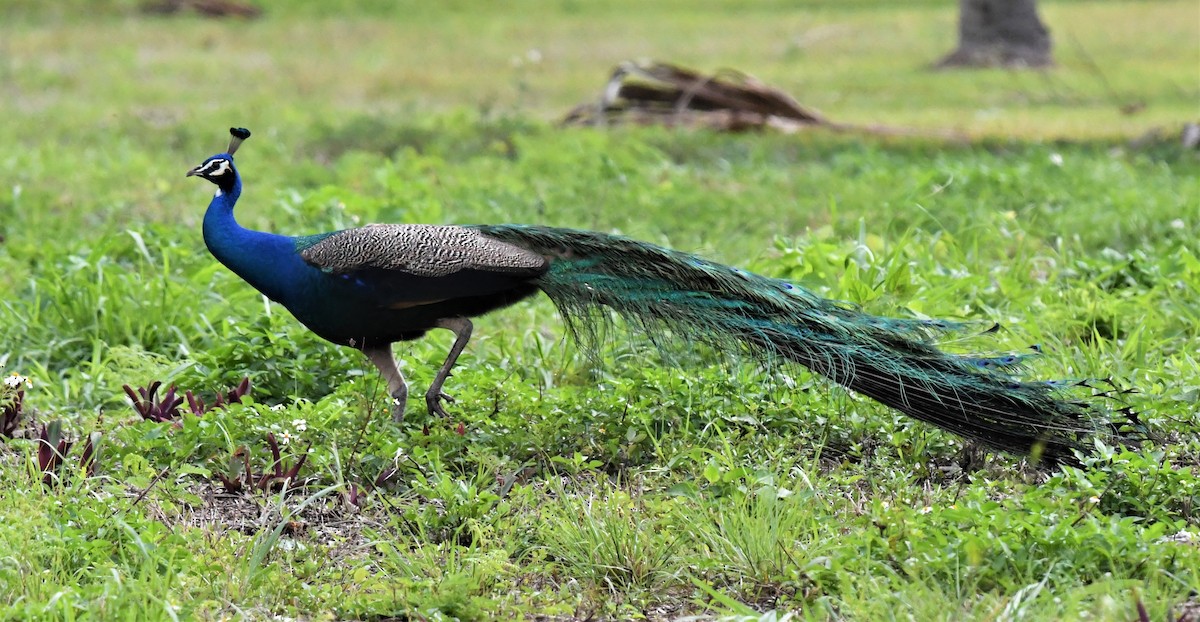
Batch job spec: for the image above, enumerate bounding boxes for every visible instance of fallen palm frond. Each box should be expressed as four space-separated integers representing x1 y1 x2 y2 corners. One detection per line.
563 60 964 140
142 0 262 18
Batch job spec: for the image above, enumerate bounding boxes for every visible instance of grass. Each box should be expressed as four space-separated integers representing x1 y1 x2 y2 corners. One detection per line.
538 482 685 594
1 0 1199 620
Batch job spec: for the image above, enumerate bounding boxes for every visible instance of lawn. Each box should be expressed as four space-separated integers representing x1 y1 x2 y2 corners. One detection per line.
1 1 1198 620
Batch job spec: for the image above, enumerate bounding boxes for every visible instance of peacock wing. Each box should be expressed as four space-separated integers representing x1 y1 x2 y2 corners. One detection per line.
295 224 548 307
297 224 548 278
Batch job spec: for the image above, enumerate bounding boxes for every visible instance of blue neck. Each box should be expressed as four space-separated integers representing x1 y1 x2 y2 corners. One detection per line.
202 174 303 304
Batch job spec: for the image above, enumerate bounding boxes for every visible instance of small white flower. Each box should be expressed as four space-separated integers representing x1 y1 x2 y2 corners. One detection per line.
1170 219 1185 230
4 373 30 389
278 431 292 445
1087 496 1100 504
1049 153 1063 167
919 506 933 514
1160 530 1195 544
270 404 286 412
880 501 890 509
292 419 308 432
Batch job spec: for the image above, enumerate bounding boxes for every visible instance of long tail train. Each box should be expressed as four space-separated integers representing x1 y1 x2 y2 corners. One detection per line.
476 224 1108 466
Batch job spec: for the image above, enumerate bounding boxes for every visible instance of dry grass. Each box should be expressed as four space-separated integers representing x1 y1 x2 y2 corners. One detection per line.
3 1 1197 140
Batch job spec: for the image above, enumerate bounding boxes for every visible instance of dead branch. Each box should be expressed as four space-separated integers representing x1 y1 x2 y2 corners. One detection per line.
563 60 964 141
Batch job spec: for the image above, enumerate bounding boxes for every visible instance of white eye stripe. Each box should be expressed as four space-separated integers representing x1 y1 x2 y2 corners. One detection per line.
200 159 232 177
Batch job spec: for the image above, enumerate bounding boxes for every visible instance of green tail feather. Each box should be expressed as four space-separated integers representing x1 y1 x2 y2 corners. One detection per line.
475 224 1111 465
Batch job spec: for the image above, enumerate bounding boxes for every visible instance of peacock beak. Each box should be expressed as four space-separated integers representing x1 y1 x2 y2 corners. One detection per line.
186 167 200 177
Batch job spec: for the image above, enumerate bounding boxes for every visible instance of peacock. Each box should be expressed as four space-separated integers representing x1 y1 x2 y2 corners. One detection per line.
189 127 1108 465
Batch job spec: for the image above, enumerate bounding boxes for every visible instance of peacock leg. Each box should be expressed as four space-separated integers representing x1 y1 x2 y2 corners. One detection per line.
363 345 408 422
426 317 473 418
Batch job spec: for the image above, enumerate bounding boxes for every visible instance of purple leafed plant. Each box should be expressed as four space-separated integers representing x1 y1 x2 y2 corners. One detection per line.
261 432 310 491
1 389 25 438
186 376 252 415
37 421 73 485
123 381 184 423
345 483 365 508
125 377 252 422
78 432 99 477
36 422 97 485
214 432 310 494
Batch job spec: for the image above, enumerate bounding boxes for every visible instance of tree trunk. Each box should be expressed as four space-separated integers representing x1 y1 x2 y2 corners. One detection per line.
937 0 1053 68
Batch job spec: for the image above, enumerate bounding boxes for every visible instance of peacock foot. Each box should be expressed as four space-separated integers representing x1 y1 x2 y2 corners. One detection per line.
425 390 456 418
389 386 409 423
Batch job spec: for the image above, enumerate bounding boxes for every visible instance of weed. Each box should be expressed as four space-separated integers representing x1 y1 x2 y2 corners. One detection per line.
684 490 829 599
213 433 311 493
1 372 30 438
123 376 252 423
538 483 684 593
35 421 98 486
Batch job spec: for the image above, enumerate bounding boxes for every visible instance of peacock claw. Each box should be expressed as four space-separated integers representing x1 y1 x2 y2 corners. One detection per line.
426 391 455 418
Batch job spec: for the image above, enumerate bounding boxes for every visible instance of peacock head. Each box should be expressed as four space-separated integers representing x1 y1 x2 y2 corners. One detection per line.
188 127 251 193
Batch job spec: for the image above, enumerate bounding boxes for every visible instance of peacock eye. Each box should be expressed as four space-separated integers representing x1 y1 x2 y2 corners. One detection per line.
197 159 231 177
211 160 232 176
